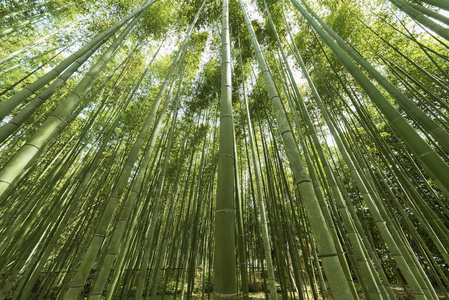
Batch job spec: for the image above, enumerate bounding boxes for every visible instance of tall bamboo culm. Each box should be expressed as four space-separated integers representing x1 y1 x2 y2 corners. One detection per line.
238 0 355 298
213 0 237 298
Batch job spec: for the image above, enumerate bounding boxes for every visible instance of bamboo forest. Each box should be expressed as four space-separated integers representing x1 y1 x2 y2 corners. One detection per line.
2 0 449 299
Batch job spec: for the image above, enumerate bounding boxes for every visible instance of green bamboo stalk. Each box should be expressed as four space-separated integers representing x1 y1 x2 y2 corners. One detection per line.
265 8 367 297
0 0 52 22
0 44 65 76
0 38 107 143
134 64 186 299
292 0 449 196
406 1 449 26
0 0 157 121
0 12 143 197
362 18 449 94
276 54 382 299
107 133 170 299
317 44 449 223
0 10 52 38
381 11 449 65
341 113 440 299
0 47 66 99
80 49 164 300
183 124 211 299
387 61 449 120
305 1 449 154
310 53 438 299
0 78 130 297
238 0 355 298
385 61 449 133
337 67 449 261
233 57 250 299
214 0 237 297
240 50 278 300
148 91 183 300
0 19 79 66
389 0 449 41
419 0 449 10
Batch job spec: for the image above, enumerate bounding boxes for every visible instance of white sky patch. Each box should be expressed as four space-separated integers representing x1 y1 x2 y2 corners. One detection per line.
199 30 214 67
149 30 179 62
242 0 264 23
324 130 337 148
152 17 217 77
286 56 307 86
440 8 449 18
43 66 52 73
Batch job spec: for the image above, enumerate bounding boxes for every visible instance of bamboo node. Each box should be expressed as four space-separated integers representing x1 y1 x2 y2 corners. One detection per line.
336 51 347 60
220 114 232 119
215 209 234 214
417 150 435 159
72 91 82 99
51 68 61 75
24 87 35 94
280 129 292 136
57 75 68 83
0 179 12 185
429 127 442 133
261 69 270 76
269 94 280 101
318 253 337 258
213 292 238 298
24 143 40 150
368 89 380 97
295 179 311 185
390 115 403 124
220 154 233 159
49 114 62 121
